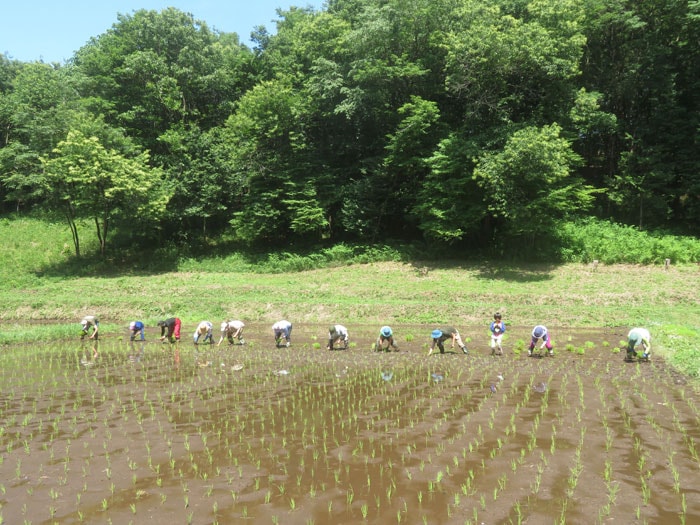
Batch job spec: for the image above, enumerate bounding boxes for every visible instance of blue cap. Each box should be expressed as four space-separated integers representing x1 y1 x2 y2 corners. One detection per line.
431 329 443 339
381 326 392 337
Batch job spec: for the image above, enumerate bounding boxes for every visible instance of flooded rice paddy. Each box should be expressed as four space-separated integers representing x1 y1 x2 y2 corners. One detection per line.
0 323 698 524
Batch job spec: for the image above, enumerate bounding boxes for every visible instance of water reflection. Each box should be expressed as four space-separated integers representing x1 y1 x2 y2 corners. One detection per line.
128 341 145 363
431 372 444 382
80 340 99 367
2 332 699 525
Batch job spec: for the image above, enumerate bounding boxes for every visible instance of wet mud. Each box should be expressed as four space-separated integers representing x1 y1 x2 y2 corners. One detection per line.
0 323 698 524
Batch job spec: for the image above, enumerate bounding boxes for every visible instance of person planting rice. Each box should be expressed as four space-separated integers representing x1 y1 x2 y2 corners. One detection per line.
158 317 181 343
218 320 245 346
428 327 468 355
327 324 349 350
375 326 399 352
129 321 145 341
80 315 99 340
626 327 651 361
272 320 293 347
529 325 553 356
489 312 506 355
193 321 214 345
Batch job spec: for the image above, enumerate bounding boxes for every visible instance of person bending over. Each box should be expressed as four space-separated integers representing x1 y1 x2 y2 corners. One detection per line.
193 321 214 345
429 327 468 355
529 325 553 356
327 325 349 350
627 327 651 361
158 317 181 343
273 320 293 347
375 326 399 352
218 320 245 346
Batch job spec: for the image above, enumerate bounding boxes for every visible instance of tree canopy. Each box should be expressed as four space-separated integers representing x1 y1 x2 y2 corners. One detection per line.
0 0 698 257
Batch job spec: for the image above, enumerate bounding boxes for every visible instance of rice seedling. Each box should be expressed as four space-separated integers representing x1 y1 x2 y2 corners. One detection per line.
0 325 696 525
681 493 687 524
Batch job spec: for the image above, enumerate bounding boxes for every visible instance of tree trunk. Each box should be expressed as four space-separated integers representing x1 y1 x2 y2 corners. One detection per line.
94 216 108 257
65 204 80 258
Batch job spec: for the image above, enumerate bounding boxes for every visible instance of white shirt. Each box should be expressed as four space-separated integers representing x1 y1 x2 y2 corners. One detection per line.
222 320 244 332
330 325 348 338
273 320 292 331
196 321 212 334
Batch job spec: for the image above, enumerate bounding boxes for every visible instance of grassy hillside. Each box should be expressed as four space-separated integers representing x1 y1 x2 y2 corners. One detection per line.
1 216 698 378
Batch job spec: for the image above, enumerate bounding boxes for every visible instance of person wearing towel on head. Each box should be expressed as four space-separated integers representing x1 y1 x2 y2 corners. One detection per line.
272 320 293 347
129 321 145 341
529 325 553 356
193 321 214 345
626 327 651 361
429 327 468 355
80 315 99 340
218 320 245 346
375 326 399 352
327 324 349 350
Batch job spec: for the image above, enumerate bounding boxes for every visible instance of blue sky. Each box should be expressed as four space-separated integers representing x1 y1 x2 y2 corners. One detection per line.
1 1 324 63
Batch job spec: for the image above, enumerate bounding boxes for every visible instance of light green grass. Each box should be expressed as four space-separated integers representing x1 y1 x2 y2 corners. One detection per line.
1 216 698 379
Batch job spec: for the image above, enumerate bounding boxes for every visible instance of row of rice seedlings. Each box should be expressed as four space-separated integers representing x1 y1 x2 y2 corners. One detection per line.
9 344 422 520
603 356 699 524
563 339 598 355
456 358 557 523
1 333 695 524
667 396 700 468
363 359 513 520
594 369 620 523
213 360 403 520
145 342 696 513
644 379 696 524
457 374 518 513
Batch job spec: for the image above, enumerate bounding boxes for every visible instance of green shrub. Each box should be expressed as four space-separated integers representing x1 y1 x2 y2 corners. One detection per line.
556 219 700 264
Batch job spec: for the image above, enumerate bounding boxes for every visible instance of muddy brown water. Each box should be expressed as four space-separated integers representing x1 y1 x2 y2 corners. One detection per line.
0 323 698 524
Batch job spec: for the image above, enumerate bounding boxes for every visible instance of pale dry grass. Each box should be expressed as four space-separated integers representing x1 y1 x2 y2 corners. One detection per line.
2 262 696 330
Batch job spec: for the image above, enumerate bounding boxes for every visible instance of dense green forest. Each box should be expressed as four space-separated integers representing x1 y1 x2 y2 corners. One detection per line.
0 0 698 258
